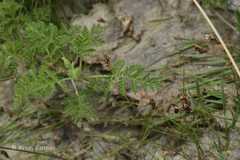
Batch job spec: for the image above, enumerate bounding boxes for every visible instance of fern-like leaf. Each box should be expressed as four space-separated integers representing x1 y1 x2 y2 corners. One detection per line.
68 25 103 57
14 66 58 108
89 60 162 96
64 95 96 123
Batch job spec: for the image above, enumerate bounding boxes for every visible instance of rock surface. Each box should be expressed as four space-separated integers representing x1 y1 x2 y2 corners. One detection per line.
229 0 240 10
69 0 240 159
67 0 239 160
1 0 240 159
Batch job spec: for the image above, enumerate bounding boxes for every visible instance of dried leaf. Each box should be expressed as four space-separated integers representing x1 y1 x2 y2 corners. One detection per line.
85 53 112 71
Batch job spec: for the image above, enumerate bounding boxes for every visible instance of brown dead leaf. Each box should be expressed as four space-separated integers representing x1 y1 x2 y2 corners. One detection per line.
85 54 112 71
193 44 208 53
127 89 157 107
118 15 144 43
118 15 134 37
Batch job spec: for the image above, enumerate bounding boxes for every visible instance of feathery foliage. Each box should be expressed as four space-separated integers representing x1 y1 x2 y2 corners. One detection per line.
63 95 96 122
68 26 103 57
17 22 102 66
0 0 161 126
21 21 62 63
0 0 23 40
88 60 162 96
1 0 240 159
14 66 58 109
110 60 162 95
0 51 16 80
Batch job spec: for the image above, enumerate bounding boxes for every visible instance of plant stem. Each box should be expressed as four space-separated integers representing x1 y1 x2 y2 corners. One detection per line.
71 79 79 96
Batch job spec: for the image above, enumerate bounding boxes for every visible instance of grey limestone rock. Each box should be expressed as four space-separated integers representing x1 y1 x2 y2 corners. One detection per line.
229 0 240 11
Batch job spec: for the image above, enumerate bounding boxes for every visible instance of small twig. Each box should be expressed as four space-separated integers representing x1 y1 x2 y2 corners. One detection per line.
0 145 66 160
192 0 240 79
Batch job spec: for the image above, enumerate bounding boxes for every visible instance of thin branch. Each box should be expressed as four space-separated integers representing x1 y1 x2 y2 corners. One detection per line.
192 0 240 79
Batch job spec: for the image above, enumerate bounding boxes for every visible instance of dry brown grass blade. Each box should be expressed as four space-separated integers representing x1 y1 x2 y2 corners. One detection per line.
192 0 240 79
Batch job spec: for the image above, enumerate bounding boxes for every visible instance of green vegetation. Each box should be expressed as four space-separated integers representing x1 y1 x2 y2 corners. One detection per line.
0 0 240 159
236 10 240 31
202 0 228 9
0 0 161 117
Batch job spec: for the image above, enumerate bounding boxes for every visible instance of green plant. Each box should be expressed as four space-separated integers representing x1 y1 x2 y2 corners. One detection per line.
202 0 228 9
1 0 240 159
68 26 103 57
110 61 161 94
13 66 58 111
0 52 16 80
0 0 24 40
88 60 162 97
0 0 160 126
63 95 96 122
